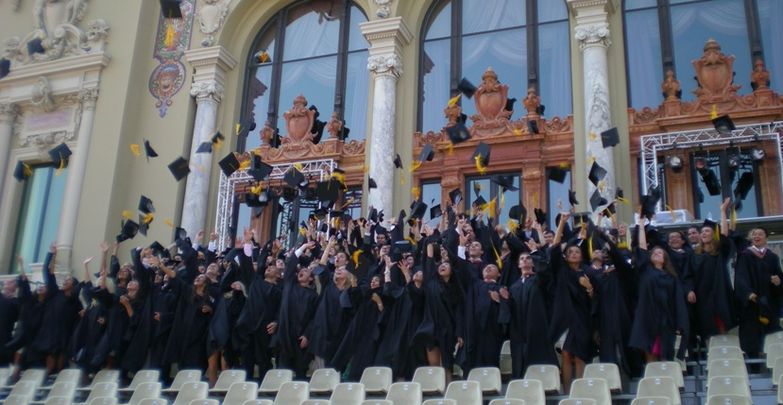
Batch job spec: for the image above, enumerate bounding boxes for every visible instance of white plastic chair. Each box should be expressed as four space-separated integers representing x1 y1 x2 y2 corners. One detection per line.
79 382 118 405
466 367 502 395
709 335 740 351
707 359 749 382
444 380 482 405
568 378 611 405
489 400 526 405
361 401 393 405
187 400 219 405
707 346 744 363
122 370 160 392
421 399 457 405
137 399 169 405
584 363 621 392
329 382 365 405
224 382 259 405
88 398 118 405
44 369 82 389
505 379 545 405
706 376 751 401
258 369 293 395
557 400 597 405
300 400 331 405
163 370 202 393
412 367 446 395
644 362 685 389
243 400 274 405
359 367 392 394
765 331 783 354
385 382 422 405
45 397 75 405
499 340 512 376
5 394 35 405
211 369 247 393
524 365 561 393
44 381 78 401
122 382 162 405
630 398 671 405
636 377 681 405
273 381 309 405
172 382 209 405
705 395 752 405
309 368 340 395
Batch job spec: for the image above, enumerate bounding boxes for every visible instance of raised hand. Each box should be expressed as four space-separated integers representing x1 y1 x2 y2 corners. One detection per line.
83 257 94 266
49 242 57 254
100 241 109 254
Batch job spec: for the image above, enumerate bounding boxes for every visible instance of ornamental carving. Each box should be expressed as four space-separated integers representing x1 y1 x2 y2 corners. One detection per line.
471 67 512 136
282 95 316 144
189 80 224 103
367 54 402 77
692 39 740 100
522 87 541 116
197 0 229 47
574 22 610 49
751 59 770 91
30 77 56 112
325 112 344 140
661 70 681 101
374 0 392 18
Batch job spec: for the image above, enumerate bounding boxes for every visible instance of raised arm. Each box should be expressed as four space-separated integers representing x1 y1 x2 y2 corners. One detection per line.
43 243 59 296
720 197 731 237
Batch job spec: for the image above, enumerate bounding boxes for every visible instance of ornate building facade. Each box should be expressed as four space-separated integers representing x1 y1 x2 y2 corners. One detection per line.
1 0 781 273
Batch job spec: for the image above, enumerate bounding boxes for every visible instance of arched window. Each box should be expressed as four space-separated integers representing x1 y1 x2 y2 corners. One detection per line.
418 0 572 132
241 0 369 151
624 0 782 109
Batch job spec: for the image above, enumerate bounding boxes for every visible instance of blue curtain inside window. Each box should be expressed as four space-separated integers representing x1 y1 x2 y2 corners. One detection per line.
344 50 369 141
462 0 525 34
421 38 451 132
625 7 663 108
758 0 783 93
547 168 570 230
539 20 572 118
421 181 442 223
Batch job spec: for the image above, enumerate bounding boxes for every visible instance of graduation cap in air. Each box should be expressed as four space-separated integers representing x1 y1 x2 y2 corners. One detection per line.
573 212 591 226
548 167 568 183
0 58 10 80
245 191 266 207
316 180 340 207
393 154 403 169
218 153 241 177
473 195 487 208
527 119 539 134
419 144 435 163
471 142 490 170
48 143 72 169
159 0 183 18
174 226 188 242
699 168 722 196
168 157 190 181
640 186 661 219
150 241 167 256
457 77 477 99
410 200 428 221
568 190 579 207
235 118 257 138
368 176 377 189
116 220 140 243
27 38 45 55
138 195 155 214
536 104 545 115
246 155 273 181
284 167 308 189
196 132 225 154
509 205 526 222
391 240 413 262
446 122 471 144
588 161 607 186
144 140 158 159
492 174 518 192
600 127 620 148
368 207 380 223
589 189 608 211
449 188 463 205
534 208 547 225
430 204 443 220
712 115 736 135
309 105 326 143
734 172 754 200
13 161 32 182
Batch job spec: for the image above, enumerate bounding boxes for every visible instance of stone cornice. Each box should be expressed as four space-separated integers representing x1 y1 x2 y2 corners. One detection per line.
360 17 412 63
184 46 237 102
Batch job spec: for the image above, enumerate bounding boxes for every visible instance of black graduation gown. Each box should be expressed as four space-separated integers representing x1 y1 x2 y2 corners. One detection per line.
0 276 29 366
162 275 214 370
308 269 356 365
234 275 281 378
734 247 783 355
629 249 689 360
149 281 178 369
691 236 736 338
207 255 251 362
118 251 156 372
547 244 596 362
332 285 384 381
70 283 110 370
500 272 558 379
31 255 83 356
465 280 504 370
276 255 319 378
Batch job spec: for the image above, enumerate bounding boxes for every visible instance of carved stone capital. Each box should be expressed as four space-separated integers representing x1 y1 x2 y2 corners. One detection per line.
574 22 610 49
79 87 99 110
0 103 20 124
367 54 402 78
190 80 224 103
374 0 393 18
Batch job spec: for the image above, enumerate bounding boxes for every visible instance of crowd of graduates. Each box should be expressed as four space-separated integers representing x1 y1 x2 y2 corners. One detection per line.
0 194 781 393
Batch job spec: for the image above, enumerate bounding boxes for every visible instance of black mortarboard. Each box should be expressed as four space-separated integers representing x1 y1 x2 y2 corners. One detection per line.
0 58 10 80
138 215 149 236
508 205 526 222
589 189 608 211
48 143 72 168
13 161 32 182
527 120 539 134
445 122 471 144
117 220 139 243
573 212 591 227
393 154 402 169
473 182 482 197
616 187 624 200
174 227 188 242
144 140 158 159
391 240 413 262
474 195 487 207
167 157 190 181
449 188 463 205
368 176 377 189
419 144 434 162
410 200 428 220
568 190 579 206
456 113 468 125
160 0 183 18
27 38 45 55
534 208 547 225
712 115 735 134
430 204 442 220
457 77 477 99
492 174 518 192
505 98 516 113
150 241 166 255
218 153 241 177
316 180 340 206
600 127 620 148
536 105 545 115
247 156 273 181
734 172 754 200
138 195 155 214
368 207 379 222
640 188 661 219
699 169 722 196
471 142 491 168
284 167 308 189
702 218 718 230
196 141 213 153
548 167 568 183
588 161 607 186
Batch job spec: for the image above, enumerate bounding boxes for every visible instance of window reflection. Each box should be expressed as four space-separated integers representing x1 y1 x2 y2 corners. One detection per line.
624 7 663 109
421 181 442 223
465 174 521 226
283 0 341 61
344 51 369 141
421 39 450 132
462 0 525 34
547 167 571 230
279 56 338 131
758 0 783 93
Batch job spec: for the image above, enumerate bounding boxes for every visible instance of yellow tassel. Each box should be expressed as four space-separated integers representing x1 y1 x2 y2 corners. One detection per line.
122 210 133 220
164 219 174 228
710 104 718 120
481 198 497 218
55 157 65 176
239 159 251 170
500 192 505 209
411 186 420 201
405 236 417 246
22 163 32 178
143 213 154 224
164 22 175 49
493 245 503 270
409 160 422 173
352 249 363 268
293 162 303 171
513 128 523 136
474 155 487 175
331 171 346 185
617 196 631 206
446 143 454 156
714 224 720 241
299 226 307 236
250 184 262 194
730 206 737 229
258 50 270 63
213 138 223 151
130 144 141 157
588 236 593 255
507 219 518 233
447 94 461 107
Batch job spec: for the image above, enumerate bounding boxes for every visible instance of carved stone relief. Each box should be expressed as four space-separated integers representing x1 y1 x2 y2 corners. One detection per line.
197 0 229 47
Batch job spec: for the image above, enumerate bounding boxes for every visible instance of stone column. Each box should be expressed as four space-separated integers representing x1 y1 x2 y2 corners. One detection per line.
56 88 99 269
182 46 237 238
360 17 412 217
0 103 18 197
570 0 614 212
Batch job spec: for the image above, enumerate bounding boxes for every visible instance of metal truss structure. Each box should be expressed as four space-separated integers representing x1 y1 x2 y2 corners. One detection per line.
640 121 783 212
214 158 336 251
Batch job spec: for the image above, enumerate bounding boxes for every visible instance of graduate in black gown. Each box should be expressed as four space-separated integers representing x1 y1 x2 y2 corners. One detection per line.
734 227 783 357
0 258 29 368
629 216 689 363
690 198 736 340
500 251 558 379
464 263 505 371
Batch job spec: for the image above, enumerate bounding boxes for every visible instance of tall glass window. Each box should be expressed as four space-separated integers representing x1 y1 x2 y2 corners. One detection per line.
465 173 522 226
419 0 572 132
244 0 369 151
546 167 571 230
11 165 68 269
421 181 443 223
